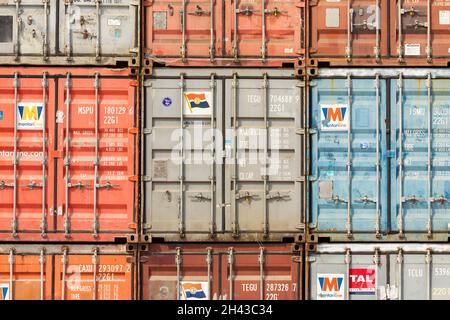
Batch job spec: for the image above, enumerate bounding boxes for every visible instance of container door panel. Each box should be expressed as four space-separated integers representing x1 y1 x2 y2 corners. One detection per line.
59 0 137 58
310 78 388 235
310 0 388 59
309 253 387 300
391 78 450 234
390 253 450 300
0 254 52 300
144 77 223 237
0 75 54 236
55 76 136 236
225 77 303 237
220 249 300 300
54 254 132 300
142 250 218 300
0 0 56 57
145 0 222 59
226 0 304 60
391 0 450 60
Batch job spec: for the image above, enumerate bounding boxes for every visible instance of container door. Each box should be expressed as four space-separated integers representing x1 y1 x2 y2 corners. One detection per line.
310 0 387 60
310 77 388 236
0 252 52 300
0 73 55 237
391 0 450 61
55 75 136 238
144 0 223 61
54 252 133 300
141 247 218 300
309 252 387 300
221 246 301 300
391 77 450 235
390 252 450 300
226 0 304 61
59 0 137 59
144 75 223 239
224 75 303 239
0 0 56 57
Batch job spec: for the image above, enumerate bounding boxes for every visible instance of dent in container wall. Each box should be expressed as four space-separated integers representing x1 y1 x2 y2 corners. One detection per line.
0 245 134 300
0 67 137 241
0 0 138 65
144 0 304 66
143 68 304 242
308 244 450 300
309 69 450 241
140 243 302 300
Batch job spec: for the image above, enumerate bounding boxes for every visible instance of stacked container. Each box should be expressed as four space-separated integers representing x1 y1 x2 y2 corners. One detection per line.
305 0 450 300
139 0 307 300
0 0 140 300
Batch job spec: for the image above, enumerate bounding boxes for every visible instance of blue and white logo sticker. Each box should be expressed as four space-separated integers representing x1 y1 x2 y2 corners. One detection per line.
17 102 44 130
162 97 172 107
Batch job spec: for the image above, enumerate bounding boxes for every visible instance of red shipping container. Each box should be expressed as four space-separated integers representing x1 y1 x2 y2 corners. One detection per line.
0 67 137 241
140 243 302 300
0 244 134 300
144 0 304 67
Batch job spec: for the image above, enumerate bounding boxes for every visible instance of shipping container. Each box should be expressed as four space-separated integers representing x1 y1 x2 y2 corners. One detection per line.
143 0 304 67
309 68 450 242
308 0 450 66
307 243 450 300
0 0 139 66
0 244 135 300
0 67 138 241
390 0 450 64
140 243 302 300
143 68 305 242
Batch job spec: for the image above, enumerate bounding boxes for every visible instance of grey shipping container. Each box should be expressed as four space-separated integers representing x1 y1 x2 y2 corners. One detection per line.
309 68 450 242
0 0 138 65
142 68 305 242
307 243 450 300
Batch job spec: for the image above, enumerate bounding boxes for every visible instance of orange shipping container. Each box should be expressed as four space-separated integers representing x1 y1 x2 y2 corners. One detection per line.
144 0 305 67
0 244 135 300
0 67 137 241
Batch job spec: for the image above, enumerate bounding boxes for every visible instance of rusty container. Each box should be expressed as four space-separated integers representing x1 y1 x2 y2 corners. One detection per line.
0 244 135 300
142 68 305 242
144 0 305 67
140 243 302 300
0 67 138 242
390 0 450 64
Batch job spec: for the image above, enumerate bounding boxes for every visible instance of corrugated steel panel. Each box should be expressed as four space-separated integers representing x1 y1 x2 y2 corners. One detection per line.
143 68 304 242
309 73 389 239
309 0 389 60
0 67 137 241
308 244 450 300
143 0 304 67
140 243 302 300
0 0 138 65
0 244 134 300
390 75 450 236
